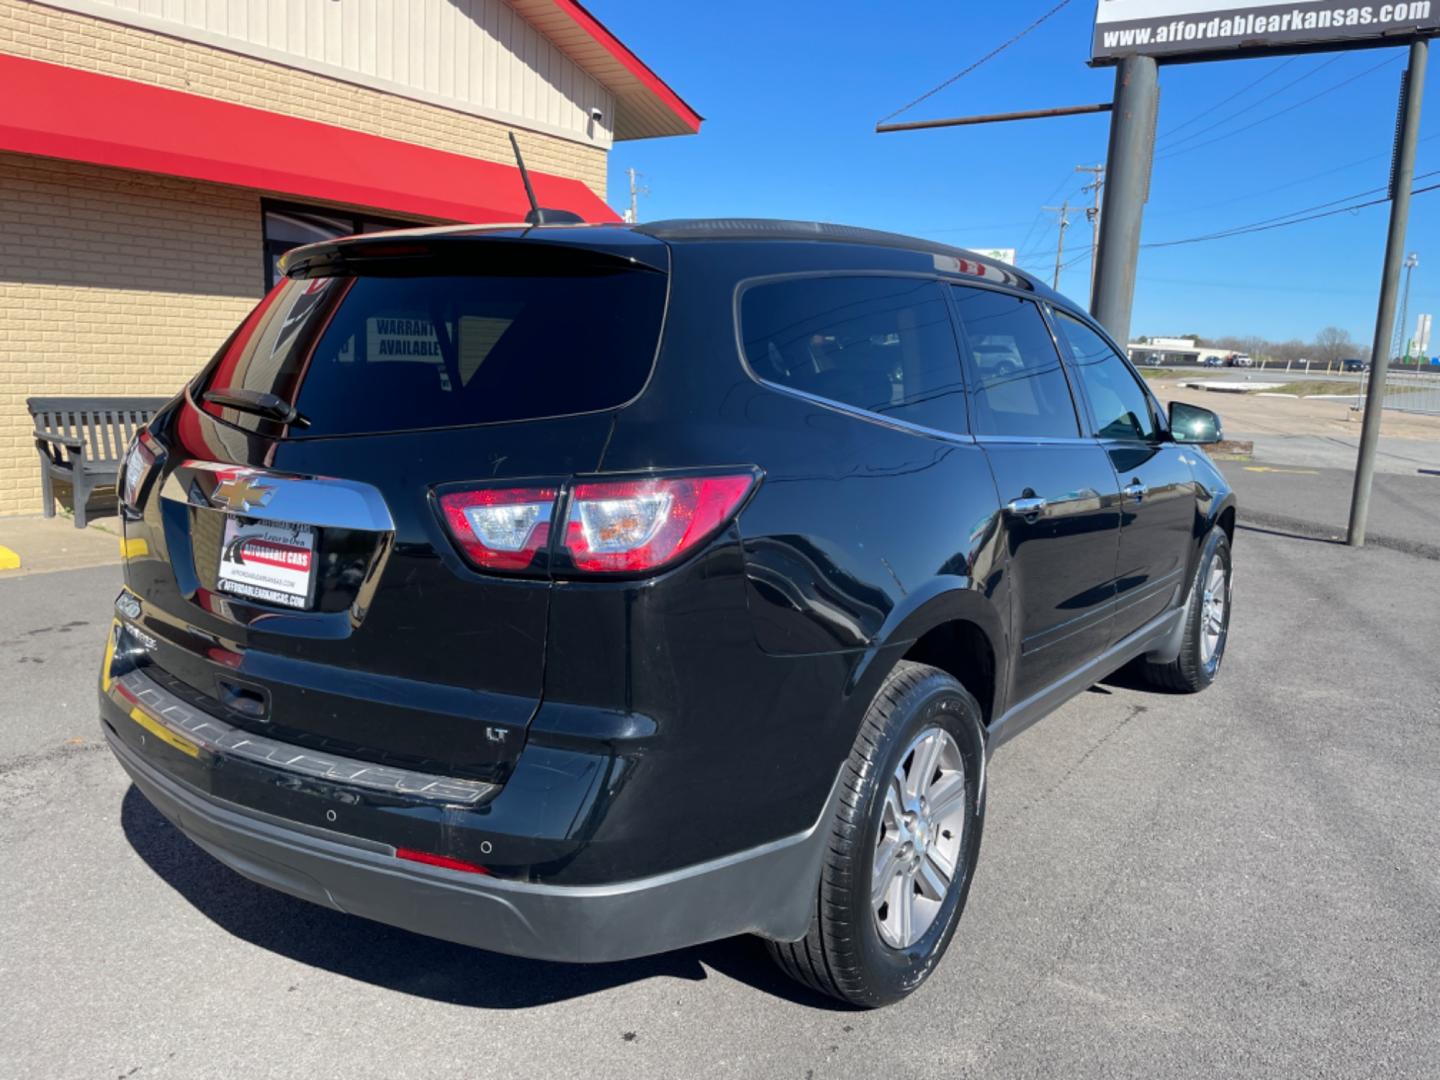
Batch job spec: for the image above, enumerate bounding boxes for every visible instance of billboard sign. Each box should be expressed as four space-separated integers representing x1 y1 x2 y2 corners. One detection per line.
972 247 1018 264
1093 0 1440 62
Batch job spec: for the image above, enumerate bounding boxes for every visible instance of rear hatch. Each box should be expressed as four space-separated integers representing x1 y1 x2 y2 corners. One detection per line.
127 229 669 783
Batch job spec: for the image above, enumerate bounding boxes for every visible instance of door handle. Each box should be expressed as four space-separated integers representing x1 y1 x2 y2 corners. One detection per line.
1006 496 1048 518
1122 480 1148 501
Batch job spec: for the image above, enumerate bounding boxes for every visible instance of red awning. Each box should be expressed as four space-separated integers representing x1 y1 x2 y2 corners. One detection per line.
0 54 619 224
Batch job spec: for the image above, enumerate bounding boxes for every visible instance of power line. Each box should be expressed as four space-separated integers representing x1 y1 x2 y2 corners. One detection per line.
1029 172 1440 261
1017 171 1085 258
1143 179 1440 249
1175 134 1439 215
877 0 1075 124
1156 53 1400 161
1157 56 1299 140
1157 55 1341 150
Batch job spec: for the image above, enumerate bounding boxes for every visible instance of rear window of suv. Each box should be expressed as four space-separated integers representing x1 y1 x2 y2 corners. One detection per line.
199 265 667 437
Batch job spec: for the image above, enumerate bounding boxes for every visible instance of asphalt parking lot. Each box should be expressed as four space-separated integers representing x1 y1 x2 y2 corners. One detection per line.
2 527 1437 1080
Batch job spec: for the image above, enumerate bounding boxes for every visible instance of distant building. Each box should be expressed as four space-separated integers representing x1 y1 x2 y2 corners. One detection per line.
1127 337 1232 365
0 0 699 516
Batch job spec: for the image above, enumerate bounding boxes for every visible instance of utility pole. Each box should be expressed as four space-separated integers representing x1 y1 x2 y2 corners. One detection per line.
1349 40 1427 548
1076 164 1105 301
623 167 648 223
1042 201 1072 291
1092 55 1159 345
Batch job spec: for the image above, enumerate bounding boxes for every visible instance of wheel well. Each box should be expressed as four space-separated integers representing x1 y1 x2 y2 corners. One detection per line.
1218 504 1235 543
902 621 997 726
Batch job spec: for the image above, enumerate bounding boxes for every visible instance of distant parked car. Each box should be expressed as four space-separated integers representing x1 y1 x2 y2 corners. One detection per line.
1203 355 1224 368
1229 354 1253 368
1342 358 1367 373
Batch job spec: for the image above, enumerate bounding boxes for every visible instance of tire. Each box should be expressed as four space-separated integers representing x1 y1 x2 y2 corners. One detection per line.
766 661 986 1008
1142 526 1232 693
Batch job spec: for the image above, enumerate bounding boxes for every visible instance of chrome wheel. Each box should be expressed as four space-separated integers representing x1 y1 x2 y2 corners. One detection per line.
1200 558 1229 668
872 727 968 950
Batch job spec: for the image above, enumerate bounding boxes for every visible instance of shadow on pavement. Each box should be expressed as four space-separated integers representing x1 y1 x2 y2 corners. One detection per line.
120 785 850 1011
1235 523 1345 546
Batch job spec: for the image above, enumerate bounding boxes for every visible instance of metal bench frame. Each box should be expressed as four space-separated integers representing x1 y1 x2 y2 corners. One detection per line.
28 396 170 528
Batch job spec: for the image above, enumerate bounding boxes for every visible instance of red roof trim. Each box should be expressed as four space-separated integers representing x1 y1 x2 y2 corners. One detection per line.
0 54 620 225
551 0 702 133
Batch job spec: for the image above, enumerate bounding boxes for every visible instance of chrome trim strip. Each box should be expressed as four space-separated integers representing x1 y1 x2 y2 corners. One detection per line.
112 667 497 806
161 461 396 532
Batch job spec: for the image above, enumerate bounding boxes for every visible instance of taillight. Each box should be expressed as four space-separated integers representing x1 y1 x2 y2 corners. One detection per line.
437 486 557 571
120 429 164 512
562 474 756 574
435 472 757 577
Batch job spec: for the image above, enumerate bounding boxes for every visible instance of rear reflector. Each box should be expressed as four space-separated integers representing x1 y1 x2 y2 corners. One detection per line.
396 847 491 874
563 474 756 573
438 486 557 571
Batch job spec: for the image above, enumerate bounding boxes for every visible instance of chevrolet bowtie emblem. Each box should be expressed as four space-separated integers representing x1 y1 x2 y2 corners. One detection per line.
211 475 276 512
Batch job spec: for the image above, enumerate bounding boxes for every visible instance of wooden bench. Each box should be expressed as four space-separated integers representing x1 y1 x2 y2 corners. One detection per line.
28 396 170 528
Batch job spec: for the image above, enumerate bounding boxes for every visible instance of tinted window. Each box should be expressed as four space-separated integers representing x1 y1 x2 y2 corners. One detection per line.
950 287 1078 438
201 268 667 437
1054 312 1159 441
741 276 966 435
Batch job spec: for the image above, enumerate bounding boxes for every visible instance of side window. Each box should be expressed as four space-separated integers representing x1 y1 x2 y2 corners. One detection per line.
949 286 1079 438
740 276 967 435
1054 311 1160 442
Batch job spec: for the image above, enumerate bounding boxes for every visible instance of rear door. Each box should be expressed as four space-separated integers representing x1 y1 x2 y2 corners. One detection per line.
126 236 669 783
1050 309 1197 642
949 285 1122 707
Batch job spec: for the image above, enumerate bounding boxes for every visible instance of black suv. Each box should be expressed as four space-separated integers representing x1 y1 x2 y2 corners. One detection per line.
101 220 1234 1008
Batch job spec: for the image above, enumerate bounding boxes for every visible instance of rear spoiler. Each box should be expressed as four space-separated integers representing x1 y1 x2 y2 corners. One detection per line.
280 230 669 279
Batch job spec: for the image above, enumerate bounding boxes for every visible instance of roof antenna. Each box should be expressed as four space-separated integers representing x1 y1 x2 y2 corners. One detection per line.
509 132 584 226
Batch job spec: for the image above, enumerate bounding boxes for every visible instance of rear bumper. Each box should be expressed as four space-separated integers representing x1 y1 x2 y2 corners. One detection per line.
104 719 835 964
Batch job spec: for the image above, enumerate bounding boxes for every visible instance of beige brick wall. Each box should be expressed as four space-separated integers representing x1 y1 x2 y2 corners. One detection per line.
1 0 607 197
0 0 615 516
0 154 264 516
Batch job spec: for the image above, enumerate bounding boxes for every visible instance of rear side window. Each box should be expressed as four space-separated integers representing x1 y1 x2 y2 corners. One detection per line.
741 276 967 435
201 267 667 437
949 286 1079 439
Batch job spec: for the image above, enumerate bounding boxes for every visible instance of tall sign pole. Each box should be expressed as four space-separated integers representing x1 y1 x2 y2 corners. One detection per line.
1091 55 1157 346
1348 39 1428 548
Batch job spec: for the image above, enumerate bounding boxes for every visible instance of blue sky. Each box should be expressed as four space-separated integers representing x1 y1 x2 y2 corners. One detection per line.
597 1 1437 347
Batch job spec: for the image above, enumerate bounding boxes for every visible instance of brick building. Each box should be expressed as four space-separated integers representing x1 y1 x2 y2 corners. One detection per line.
0 0 698 516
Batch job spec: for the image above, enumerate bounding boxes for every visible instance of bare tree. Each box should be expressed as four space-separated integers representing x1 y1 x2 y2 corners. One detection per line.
1312 326 1353 366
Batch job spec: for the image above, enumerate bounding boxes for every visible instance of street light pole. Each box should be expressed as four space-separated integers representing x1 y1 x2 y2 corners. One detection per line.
1395 252 1419 366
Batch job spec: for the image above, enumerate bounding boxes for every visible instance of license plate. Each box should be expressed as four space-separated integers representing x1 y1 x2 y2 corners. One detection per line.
216 516 318 610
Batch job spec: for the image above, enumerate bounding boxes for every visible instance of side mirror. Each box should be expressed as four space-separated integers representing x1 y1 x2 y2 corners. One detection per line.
1169 401 1223 445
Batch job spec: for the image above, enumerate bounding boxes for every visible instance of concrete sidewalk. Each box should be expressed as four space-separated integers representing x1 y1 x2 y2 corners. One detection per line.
0 514 123 577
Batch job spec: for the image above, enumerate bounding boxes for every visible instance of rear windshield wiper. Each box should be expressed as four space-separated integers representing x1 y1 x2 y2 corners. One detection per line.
202 388 309 428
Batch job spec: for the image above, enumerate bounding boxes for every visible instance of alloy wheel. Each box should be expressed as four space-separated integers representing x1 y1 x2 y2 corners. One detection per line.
871 727 968 949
